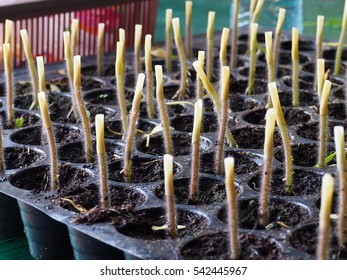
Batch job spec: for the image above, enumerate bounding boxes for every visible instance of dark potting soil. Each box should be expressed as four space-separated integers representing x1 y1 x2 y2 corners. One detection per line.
274 142 336 167
9 164 92 193
58 140 124 163
296 121 347 142
280 39 315 52
218 198 311 230
137 133 212 157
116 207 208 240
200 150 263 176
248 168 323 196
108 157 181 183
4 146 45 169
271 90 319 107
302 60 347 75
281 76 314 90
257 51 311 65
242 107 311 126
154 177 227 205
179 232 282 260
289 223 347 259
332 86 346 99
229 79 268 95
57 183 145 214
81 64 115 77
169 114 218 133
238 65 292 80
230 126 282 149
326 103 347 120
10 124 82 145
83 88 118 105
48 76 105 92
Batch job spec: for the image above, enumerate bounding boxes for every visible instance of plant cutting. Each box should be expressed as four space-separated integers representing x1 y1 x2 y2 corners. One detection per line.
206 11 215 81
265 31 274 107
95 114 110 209
316 58 325 99
163 154 177 238
246 23 258 94
3 43 13 127
38 91 58 191
230 0 239 69
315 15 324 89
192 61 237 147
134 24 142 78
36 56 46 92
71 19 79 57
334 0 347 75
317 80 331 167
97 23 105 77
115 41 128 137
196 51 205 99
73 55 92 163
224 157 239 260
247 0 264 53
334 126 347 248
273 8 286 72
268 82 293 193
292 27 299 107
145 34 155 119
259 108 276 227
165 8 173 73
215 66 229 175
189 99 203 202
119 28 126 66
219 27 230 76
317 173 334 260
20 29 39 109
123 73 145 182
172 17 187 99
155 65 172 155
185 1 193 59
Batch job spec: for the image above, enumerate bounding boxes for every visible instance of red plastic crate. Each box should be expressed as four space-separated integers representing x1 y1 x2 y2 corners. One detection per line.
0 0 158 68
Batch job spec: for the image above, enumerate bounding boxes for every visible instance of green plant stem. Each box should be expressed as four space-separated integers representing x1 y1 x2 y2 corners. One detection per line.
206 11 215 81
292 59 299 106
219 28 229 77
134 24 142 78
318 80 331 167
185 1 192 59
259 108 276 227
20 30 39 110
230 0 239 69
73 56 92 163
246 23 258 95
265 31 274 108
334 126 347 248
196 51 205 99
268 82 293 193
145 35 155 119
3 43 13 127
124 74 145 183
315 16 324 90
165 9 173 73
172 18 187 99
334 0 347 75
273 8 286 74
193 61 237 148
155 65 173 155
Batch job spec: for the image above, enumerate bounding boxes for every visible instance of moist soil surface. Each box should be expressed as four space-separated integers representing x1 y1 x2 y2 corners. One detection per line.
248 168 323 196
115 207 208 240
180 232 282 260
4 146 45 169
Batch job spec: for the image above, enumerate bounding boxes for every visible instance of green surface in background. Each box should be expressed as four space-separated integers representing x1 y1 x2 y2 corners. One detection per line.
155 0 345 42
0 237 33 260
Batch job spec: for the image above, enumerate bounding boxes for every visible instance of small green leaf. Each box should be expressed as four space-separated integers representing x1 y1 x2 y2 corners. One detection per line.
14 117 25 128
324 152 336 165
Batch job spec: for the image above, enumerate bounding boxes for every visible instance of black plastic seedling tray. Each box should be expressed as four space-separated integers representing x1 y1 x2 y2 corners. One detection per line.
0 30 347 260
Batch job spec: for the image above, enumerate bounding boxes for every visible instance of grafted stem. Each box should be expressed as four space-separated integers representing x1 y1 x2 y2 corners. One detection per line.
164 154 177 238
206 11 215 81
185 1 193 59
97 23 105 77
145 34 155 119
273 8 286 73
230 0 240 69
292 28 299 107
334 0 347 75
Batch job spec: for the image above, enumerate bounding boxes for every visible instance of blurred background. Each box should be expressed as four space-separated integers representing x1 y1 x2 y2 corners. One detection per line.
155 0 345 42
